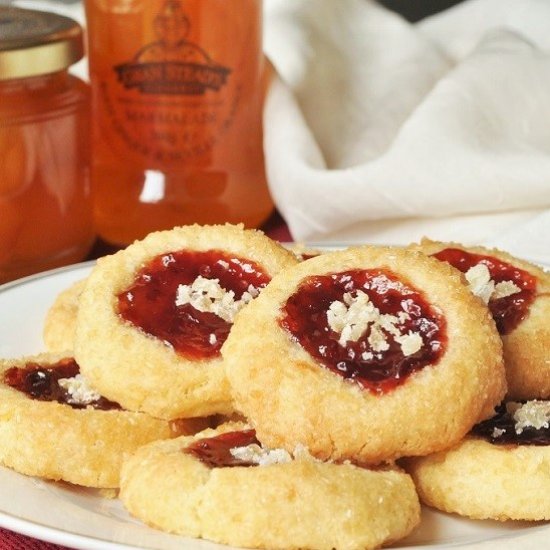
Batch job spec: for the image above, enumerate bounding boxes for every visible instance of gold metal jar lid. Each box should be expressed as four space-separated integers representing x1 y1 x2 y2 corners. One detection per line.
0 6 83 81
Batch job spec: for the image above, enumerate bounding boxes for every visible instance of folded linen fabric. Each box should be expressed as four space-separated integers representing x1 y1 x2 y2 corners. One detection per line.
264 0 550 254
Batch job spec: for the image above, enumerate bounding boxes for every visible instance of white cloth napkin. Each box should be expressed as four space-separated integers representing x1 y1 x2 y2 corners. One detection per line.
14 0 550 262
264 0 550 262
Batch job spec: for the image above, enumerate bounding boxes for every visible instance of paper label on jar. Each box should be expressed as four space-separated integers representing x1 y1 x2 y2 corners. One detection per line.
114 10 231 98
90 0 261 164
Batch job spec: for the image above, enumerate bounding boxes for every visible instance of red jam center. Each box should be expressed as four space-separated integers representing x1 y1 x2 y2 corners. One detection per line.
471 402 550 446
117 250 271 360
280 269 446 394
185 429 260 467
433 248 537 335
4 358 120 411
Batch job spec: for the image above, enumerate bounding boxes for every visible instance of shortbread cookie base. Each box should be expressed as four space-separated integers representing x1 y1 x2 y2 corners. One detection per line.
414 239 550 400
120 425 421 550
405 437 550 521
43 278 86 352
223 246 506 464
74 224 298 420
503 294 550 400
0 353 187 488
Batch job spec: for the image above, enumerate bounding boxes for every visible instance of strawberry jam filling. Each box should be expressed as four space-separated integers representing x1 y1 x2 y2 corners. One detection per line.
280 269 446 394
185 429 260 467
471 402 550 446
117 250 271 360
433 248 537 335
4 358 120 410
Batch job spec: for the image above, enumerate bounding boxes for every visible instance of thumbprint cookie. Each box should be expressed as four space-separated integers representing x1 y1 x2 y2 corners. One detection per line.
0 353 200 488
223 246 506 464
413 239 550 400
120 423 420 550
405 399 550 520
43 278 86 351
74 224 298 420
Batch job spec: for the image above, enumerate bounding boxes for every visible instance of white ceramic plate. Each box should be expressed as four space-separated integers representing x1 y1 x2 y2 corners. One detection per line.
0 261 550 550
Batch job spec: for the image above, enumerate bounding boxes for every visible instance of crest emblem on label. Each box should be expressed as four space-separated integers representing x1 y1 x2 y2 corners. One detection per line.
115 0 231 95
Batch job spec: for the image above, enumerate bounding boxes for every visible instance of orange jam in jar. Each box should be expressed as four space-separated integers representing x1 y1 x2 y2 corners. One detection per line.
85 0 274 246
0 7 94 284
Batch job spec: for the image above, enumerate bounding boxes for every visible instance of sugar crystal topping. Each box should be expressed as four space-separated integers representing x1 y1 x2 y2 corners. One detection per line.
229 442 317 467
492 427 506 438
465 264 521 305
229 444 292 466
327 290 423 356
175 276 259 323
57 374 102 406
506 400 550 434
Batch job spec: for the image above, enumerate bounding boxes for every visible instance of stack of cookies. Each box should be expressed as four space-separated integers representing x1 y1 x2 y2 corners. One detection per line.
404 239 550 522
1 224 550 550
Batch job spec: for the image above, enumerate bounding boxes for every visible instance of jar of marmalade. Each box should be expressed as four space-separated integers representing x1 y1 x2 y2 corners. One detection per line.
85 0 274 246
0 7 93 284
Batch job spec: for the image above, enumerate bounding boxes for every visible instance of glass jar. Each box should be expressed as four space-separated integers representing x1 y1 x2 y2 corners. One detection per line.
85 0 274 246
0 7 94 284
